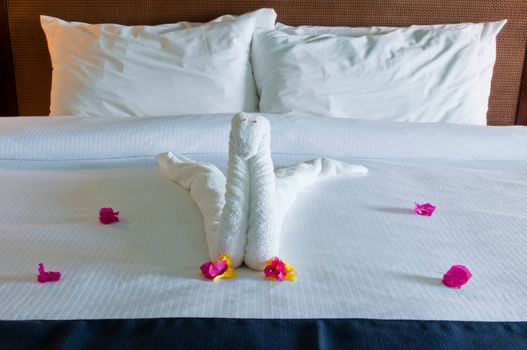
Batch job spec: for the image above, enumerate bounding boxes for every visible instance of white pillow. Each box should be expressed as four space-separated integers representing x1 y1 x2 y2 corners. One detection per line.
253 22 505 125
275 21 506 120
41 9 277 117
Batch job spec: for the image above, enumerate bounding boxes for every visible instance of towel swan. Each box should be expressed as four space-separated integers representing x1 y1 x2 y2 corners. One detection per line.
156 113 368 270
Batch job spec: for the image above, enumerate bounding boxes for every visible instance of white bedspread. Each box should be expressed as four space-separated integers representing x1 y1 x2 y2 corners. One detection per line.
0 114 526 321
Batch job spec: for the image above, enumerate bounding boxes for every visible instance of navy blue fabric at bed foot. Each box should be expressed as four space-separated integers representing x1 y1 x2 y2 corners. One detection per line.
0 318 526 350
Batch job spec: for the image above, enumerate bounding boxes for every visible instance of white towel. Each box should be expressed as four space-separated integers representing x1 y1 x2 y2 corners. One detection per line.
155 153 234 264
213 113 276 268
156 113 272 268
275 158 369 217
237 114 278 270
157 113 368 271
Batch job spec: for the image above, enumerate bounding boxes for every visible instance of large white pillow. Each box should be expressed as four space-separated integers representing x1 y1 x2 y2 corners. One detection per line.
275 21 506 121
252 22 505 125
41 9 277 117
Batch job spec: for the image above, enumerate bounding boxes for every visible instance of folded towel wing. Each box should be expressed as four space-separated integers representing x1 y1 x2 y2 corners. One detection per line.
156 152 234 264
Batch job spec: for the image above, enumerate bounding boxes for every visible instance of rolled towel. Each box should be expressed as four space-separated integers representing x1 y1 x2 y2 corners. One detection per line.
213 114 254 267
236 114 278 270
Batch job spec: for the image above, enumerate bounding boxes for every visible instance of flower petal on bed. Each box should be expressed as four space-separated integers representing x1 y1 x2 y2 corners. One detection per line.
442 265 472 289
200 254 235 281
264 257 296 281
37 263 61 283
99 207 119 224
415 203 436 216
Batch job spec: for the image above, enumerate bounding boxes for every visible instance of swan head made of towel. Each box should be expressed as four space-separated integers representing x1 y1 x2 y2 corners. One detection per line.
231 112 270 160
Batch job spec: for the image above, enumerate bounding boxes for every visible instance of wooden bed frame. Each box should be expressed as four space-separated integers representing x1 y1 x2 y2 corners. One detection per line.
1 0 527 125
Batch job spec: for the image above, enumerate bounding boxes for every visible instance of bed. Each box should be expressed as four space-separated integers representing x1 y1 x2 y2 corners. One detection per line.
1 1 527 349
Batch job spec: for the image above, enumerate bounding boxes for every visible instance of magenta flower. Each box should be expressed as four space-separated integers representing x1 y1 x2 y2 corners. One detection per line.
442 265 472 289
99 207 119 224
264 257 296 282
415 202 436 216
37 263 61 283
200 255 235 281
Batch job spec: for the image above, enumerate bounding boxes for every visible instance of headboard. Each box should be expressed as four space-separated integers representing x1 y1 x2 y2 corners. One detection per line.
1 0 527 125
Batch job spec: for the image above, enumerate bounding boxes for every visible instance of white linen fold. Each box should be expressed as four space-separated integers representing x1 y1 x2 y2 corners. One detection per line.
1 114 527 161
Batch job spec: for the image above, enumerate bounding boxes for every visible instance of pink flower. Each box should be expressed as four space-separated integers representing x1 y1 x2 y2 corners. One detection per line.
442 265 472 289
99 207 119 224
200 255 235 281
37 263 61 283
415 202 436 216
264 257 296 282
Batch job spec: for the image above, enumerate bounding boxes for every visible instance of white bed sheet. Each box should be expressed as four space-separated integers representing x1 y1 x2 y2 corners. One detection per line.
0 115 526 321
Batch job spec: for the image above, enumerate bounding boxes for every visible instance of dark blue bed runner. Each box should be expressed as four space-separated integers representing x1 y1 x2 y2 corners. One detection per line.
1 318 526 350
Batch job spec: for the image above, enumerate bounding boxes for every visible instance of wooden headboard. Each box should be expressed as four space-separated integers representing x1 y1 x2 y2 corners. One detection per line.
1 0 527 125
